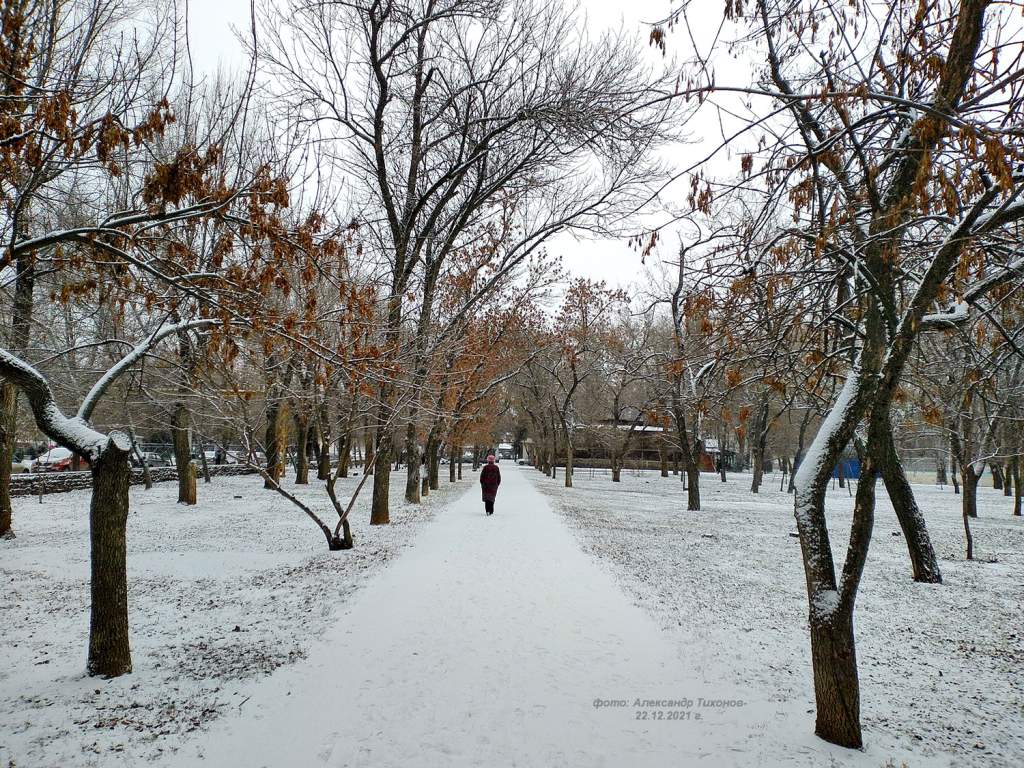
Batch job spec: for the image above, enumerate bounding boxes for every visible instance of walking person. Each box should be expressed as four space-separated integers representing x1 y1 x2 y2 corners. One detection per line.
480 454 501 515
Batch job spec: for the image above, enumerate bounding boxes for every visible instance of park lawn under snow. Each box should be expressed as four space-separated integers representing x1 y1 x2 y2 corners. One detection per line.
0 469 466 768
531 467 1024 768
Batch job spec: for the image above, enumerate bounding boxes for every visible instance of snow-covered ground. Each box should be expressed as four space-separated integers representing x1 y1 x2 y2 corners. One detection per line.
3 464 1021 767
1 469 465 768
531 467 1024 768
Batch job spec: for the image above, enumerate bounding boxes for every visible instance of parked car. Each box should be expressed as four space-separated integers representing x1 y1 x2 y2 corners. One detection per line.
33 446 75 472
132 452 169 468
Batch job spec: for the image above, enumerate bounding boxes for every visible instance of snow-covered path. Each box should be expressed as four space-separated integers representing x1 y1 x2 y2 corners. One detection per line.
165 465 771 767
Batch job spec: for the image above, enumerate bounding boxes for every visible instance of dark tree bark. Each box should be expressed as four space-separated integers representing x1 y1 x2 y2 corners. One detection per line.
1002 462 1012 497
370 432 392 524
670 408 701 509
962 463 979 519
809 610 861 748
685 463 700 509
563 437 574 488
750 397 769 494
317 398 332 481
962 467 977 561
788 409 813 493
404 421 421 503
428 436 440 490
87 443 133 677
0 383 15 538
264 395 283 489
172 404 192 501
1013 455 1022 516
991 463 1004 490
294 410 310 485
0 246 36 539
875 415 942 583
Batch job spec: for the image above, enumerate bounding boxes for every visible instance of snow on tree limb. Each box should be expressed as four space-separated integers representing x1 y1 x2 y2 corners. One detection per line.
0 348 107 459
920 302 970 329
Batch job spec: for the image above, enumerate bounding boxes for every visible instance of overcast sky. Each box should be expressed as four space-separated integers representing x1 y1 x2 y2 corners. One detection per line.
186 0 749 291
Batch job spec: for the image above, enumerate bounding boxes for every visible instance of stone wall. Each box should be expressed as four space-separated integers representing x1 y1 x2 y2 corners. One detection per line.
10 464 257 497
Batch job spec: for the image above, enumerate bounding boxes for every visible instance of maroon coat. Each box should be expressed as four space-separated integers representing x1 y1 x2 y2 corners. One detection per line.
480 463 501 502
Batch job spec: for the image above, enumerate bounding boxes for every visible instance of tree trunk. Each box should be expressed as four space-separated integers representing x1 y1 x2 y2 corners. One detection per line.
963 464 979 520
751 399 769 493
809 611 862 748
424 430 440 491
2 248 37 539
611 454 621 483
198 438 211 483
294 414 310 485
0 382 16 538
404 421 421 503
962 470 976 561
788 410 813 493
264 398 281 489
338 419 352 477
449 442 457 483
172 404 192 501
1013 455 1021 516
991 462 1004 490
659 440 668 478
130 434 153 491
370 430 391 525
951 452 960 494
685 465 700 510
935 455 947 486
751 442 765 493
362 429 374 475
317 420 332 481
875 417 942 583
0 394 17 538
87 445 133 677
564 440 573 488
188 463 198 504
1002 462 1012 497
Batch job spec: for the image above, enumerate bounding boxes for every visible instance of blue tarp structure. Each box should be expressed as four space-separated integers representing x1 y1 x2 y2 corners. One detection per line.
832 458 860 479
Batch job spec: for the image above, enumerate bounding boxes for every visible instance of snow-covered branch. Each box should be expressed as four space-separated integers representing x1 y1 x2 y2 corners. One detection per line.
0 348 109 460
920 301 970 330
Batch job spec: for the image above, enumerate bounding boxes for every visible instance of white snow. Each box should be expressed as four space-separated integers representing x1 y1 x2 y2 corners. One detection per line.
534 467 1024 768
3 464 1022 767
159 465 774 768
921 301 969 328
0 469 462 767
